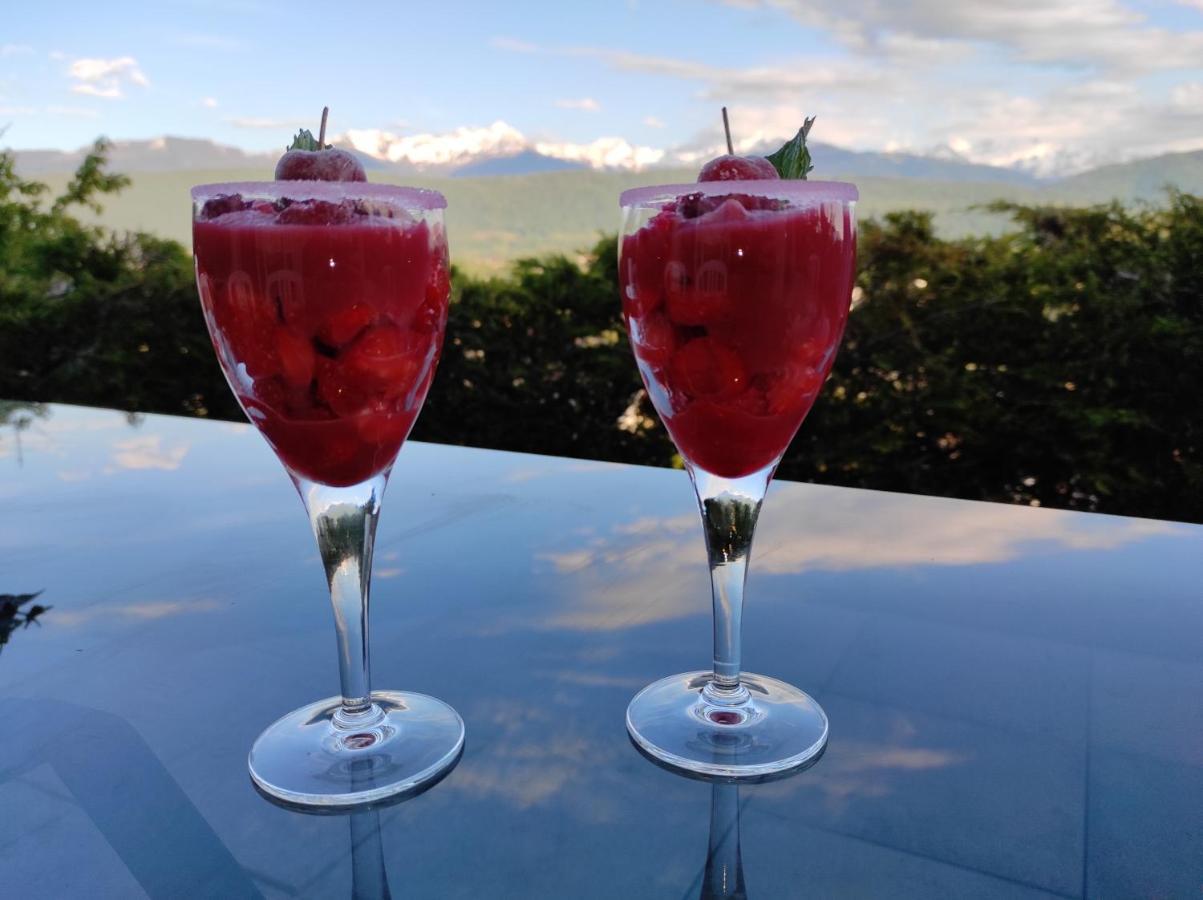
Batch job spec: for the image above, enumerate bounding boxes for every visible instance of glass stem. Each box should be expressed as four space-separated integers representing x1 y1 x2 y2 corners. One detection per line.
295 473 388 724
701 782 747 899
691 465 771 705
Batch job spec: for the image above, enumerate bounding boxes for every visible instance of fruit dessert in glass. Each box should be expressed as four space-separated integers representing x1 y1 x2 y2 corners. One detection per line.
192 111 462 807
620 113 857 777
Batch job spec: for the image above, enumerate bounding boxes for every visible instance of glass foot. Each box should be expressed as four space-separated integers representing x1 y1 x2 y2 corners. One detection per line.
626 671 828 779
249 690 464 809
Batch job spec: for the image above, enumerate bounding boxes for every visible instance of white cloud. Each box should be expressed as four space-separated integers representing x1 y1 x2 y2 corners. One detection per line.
539 490 1185 632
68 56 149 100
726 0 1203 72
494 6 1203 177
344 120 526 166
200 96 219 108
55 599 221 627
340 119 667 171
226 115 310 129
555 97 600 111
111 435 189 470
46 105 100 118
534 135 665 169
643 115 666 128
48 50 66 61
71 84 121 99
592 47 881 97
1 44 34 57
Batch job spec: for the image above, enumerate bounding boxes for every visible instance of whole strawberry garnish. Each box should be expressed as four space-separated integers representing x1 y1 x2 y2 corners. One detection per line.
275 107 367 182
698 108 816 182
698 155 779 182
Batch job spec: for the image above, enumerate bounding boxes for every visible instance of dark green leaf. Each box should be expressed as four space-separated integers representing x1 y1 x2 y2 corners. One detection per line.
766 116 816 179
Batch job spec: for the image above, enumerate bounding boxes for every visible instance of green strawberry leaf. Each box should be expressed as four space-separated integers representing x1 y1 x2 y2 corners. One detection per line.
286 129 328 152
767 116 816 179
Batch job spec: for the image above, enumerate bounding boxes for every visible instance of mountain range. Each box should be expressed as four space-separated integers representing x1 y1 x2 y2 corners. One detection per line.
9 135 1202 273
12 133 1052 182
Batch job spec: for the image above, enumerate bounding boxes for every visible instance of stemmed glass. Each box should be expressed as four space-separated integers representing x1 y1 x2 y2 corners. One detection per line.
619 179 857 777
192 180 463 807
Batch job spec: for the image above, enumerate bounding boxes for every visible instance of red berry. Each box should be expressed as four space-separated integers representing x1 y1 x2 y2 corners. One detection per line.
622 222 669 318
698 155 779 182
200 193 247 219
316 357 373 417
221 273 280 378
275 327 316 388
276 199 356 226
669 338 747 399
354 408 408 447
767 343 827 415
317 303 376 347
416 254 450 332
340 325 426 395
665 259 733 326
274 148 367 183
629 313 676 369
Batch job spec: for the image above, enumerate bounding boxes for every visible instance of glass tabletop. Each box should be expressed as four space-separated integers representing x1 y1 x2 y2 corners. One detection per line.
1 403 1199 898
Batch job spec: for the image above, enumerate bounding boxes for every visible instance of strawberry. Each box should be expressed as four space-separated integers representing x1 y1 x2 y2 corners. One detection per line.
222 273 280 378
274 118 367 183
698 155 779 182
340 325 426 395
669 338 747 400
275 327 316 388
315 357 373 417
665 259 733 326
317 303 376 348
276 199 356 226
354 408 409 447
629 312 676 369
622 218 670 318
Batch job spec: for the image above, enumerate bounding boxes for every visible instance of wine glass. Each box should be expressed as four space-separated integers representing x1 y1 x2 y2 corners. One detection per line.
619 179 857 777
192 180 463 807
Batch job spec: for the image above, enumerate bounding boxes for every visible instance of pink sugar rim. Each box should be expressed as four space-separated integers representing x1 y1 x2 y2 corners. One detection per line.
191 181 446 210
620 179 857 207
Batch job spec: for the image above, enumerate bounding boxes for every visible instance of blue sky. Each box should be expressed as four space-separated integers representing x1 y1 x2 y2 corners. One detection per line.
4 0 1203 175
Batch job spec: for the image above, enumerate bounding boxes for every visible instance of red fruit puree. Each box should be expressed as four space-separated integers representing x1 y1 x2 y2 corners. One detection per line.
194 192 449 486
620 191 856 478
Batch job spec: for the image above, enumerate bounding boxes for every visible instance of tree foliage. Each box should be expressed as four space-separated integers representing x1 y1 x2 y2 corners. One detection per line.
1 144 1198 522
790 202 1203 521
0 139 239 419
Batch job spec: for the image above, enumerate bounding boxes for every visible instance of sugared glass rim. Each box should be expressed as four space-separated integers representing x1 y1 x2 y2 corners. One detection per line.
192 181 446 210
620 179 856 207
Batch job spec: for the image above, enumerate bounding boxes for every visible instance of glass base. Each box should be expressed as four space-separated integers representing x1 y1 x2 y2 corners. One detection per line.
249 690 465 809
626 671 828 779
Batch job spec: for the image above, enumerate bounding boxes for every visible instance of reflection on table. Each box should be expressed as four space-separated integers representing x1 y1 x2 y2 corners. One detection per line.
1 404 1200 898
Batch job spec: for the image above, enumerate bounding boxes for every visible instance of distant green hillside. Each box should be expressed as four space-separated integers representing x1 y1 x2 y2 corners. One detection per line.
39 152 1203 274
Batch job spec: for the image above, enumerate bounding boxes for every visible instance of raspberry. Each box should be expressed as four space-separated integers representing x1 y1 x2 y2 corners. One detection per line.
276 199 356 226
200 194 247 219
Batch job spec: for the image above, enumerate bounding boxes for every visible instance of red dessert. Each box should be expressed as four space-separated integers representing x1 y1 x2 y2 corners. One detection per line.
620 184 856 478
193 185 449 486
